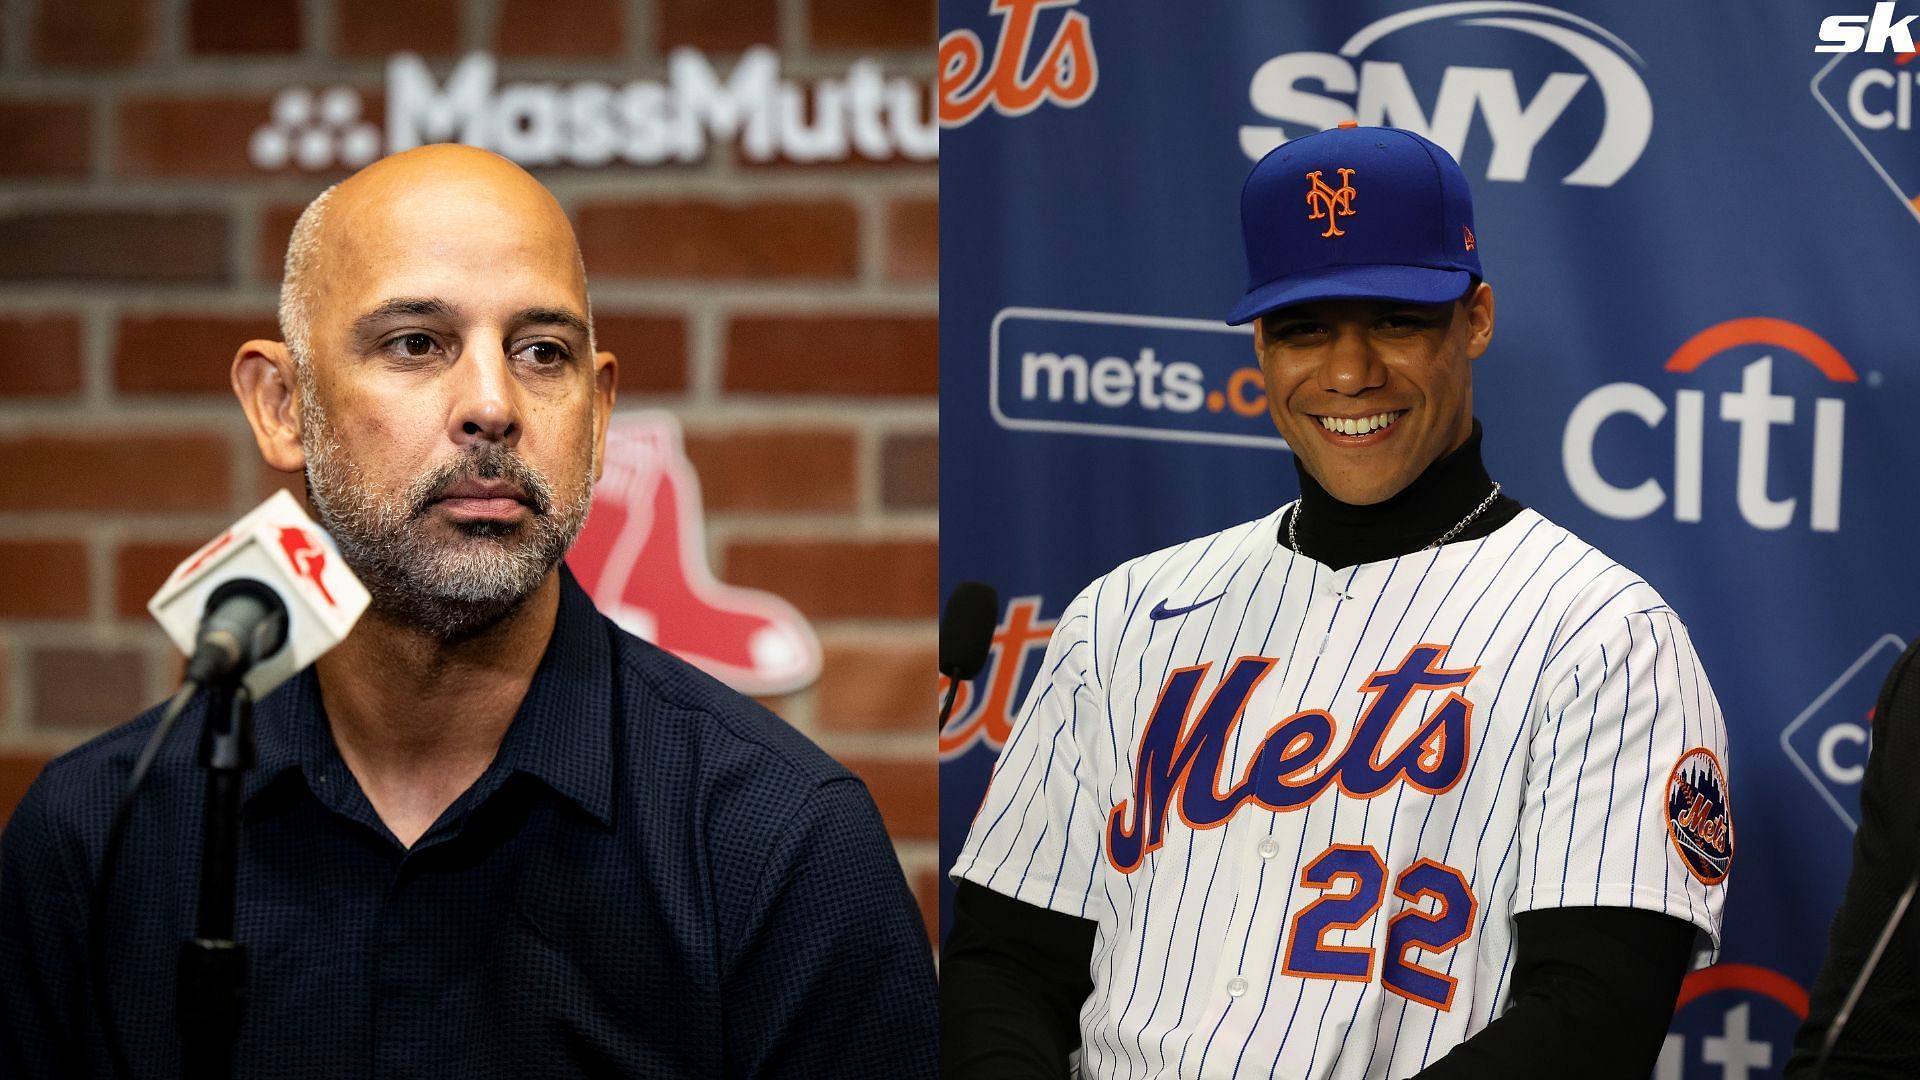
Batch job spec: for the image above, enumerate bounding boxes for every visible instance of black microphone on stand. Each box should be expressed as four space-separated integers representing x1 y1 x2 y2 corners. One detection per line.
1813 869 1920 1078
939 582 999 730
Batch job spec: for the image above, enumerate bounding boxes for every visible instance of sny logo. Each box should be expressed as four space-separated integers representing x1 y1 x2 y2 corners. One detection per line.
1817 3 1917 53
1106 644 1476 872
1305 169 1358 237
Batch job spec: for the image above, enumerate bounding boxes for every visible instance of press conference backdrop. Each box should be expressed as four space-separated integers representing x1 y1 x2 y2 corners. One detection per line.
936 2 1917 1073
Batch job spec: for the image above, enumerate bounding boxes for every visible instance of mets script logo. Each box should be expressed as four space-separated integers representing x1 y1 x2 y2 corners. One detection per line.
1666 747 1733 885
1107 644 1476 872
1305 168 1358 237
276 526 337 607
940 0 1098 127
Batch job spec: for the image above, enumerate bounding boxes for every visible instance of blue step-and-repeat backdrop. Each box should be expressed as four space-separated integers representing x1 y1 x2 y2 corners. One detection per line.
937 2 1918 1075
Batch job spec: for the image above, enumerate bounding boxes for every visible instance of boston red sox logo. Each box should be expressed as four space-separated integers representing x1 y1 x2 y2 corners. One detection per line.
1305 167 1358 238
1107 643 1475 872
276 526 337 607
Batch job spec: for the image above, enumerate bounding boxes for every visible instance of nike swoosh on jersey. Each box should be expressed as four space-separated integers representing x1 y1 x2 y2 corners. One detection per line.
1149 593 1226 620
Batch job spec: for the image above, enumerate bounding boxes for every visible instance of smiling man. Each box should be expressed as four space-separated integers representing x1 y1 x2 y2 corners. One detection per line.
0 145 936 1078
943 126 1732 1079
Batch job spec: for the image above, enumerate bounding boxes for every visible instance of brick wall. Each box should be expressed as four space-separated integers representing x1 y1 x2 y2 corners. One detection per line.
0 0 939 936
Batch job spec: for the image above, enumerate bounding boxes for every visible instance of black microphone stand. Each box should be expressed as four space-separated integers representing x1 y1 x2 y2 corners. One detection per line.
177 671 255 1080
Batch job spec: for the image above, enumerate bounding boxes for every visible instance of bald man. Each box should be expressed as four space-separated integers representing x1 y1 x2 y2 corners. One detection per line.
0 146 938 1078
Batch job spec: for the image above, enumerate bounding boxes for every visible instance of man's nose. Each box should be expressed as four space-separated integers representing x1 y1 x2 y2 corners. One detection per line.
448 342 522 447
1319 327 1387 395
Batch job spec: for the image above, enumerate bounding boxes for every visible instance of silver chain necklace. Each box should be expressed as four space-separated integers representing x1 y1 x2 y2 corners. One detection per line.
1288 481 1501 556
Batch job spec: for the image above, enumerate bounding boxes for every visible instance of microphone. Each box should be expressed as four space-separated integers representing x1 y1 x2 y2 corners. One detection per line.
939 581 999 730
148 489 370 697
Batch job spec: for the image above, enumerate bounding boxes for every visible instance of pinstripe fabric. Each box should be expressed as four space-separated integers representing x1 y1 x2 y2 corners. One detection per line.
949 507 1729 1080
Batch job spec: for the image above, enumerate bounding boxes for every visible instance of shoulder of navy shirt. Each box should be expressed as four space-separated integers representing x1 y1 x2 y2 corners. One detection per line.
1 565 936 1078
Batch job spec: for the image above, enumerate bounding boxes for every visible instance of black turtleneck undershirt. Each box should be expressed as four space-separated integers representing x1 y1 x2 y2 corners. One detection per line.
942 423 1700 1079
1285 419 1522 570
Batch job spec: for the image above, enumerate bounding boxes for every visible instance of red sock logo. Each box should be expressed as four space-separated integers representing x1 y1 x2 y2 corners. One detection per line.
568 413 822 695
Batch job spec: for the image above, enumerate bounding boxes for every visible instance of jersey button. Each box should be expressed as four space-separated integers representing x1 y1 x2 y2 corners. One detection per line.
1226 977 1249 998
1257 837 1279 859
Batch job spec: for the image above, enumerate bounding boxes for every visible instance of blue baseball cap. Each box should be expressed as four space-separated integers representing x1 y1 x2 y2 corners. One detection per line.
1226 124 1482 325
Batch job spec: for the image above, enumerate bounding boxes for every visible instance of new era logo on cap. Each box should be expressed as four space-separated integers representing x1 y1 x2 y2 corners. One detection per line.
1228 124 1482 325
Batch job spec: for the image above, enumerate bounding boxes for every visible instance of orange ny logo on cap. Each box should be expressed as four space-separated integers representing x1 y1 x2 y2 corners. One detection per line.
1305 169 1357 238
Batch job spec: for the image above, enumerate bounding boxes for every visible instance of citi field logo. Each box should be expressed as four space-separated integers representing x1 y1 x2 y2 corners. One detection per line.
250 49 936 171
1780 634 1904 831
1660 965 1808 1080
1563 318 1859 533
939 0 1097 127
1239 2 1652 187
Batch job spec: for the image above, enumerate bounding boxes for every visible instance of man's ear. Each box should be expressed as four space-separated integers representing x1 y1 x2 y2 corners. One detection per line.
233 340 306 473
590 349 618 482
1463 282 1496 361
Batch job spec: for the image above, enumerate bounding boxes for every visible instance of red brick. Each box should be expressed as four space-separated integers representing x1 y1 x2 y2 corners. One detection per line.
0 752 52 833
189 0 300 53
119 95 276 177
885 197 937 281
259 202 306 284
117 541 201 617
35 0 152 66
0 541 92 618
880 433 936 511
592 314 687 395
913 866 939 944
0 316 85 397
840 757 937 840
577 200 858 279
495 0 622 56
0 434 232 513
817 642 937 732
337 0 460 57
810 0 935 50
0 101 92 178
726 316 936 396
683 430 857 511
0 211 228 285
31 647 149 731
723 539 935 619
116 313 279 395
657 0 777 51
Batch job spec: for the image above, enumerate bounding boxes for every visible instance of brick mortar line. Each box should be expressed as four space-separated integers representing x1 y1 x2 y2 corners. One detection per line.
1 0 26 71
0 615 172 650
623 0 654 62
780 0 810 56
1 626 20 735
684 295 723 408
812 624 938 645
0 405 256 429
85 518 118 624
0 51 936 95
0 283 938 310
305 0 334 61
155 0 188 63
822 733 939 759
854 424 883 519
81 299 114 407
0 515 233 541
701 513 936 540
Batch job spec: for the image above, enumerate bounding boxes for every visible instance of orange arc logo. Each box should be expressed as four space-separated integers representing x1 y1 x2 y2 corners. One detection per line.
1663 317 1856 383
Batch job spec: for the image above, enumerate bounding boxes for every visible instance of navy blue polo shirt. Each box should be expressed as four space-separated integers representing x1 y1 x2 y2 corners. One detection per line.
0 569 937 1078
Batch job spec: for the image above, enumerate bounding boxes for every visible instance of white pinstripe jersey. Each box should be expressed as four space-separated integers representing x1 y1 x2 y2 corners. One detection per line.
950 504 1731 1080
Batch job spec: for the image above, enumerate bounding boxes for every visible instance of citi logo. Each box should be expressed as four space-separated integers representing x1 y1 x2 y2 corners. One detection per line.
1563 319 1857 533
1817 3 1917 52
1238 2 1652 187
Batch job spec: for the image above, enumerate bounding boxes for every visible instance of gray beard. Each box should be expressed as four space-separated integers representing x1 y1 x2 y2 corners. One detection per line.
299 394 595 641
